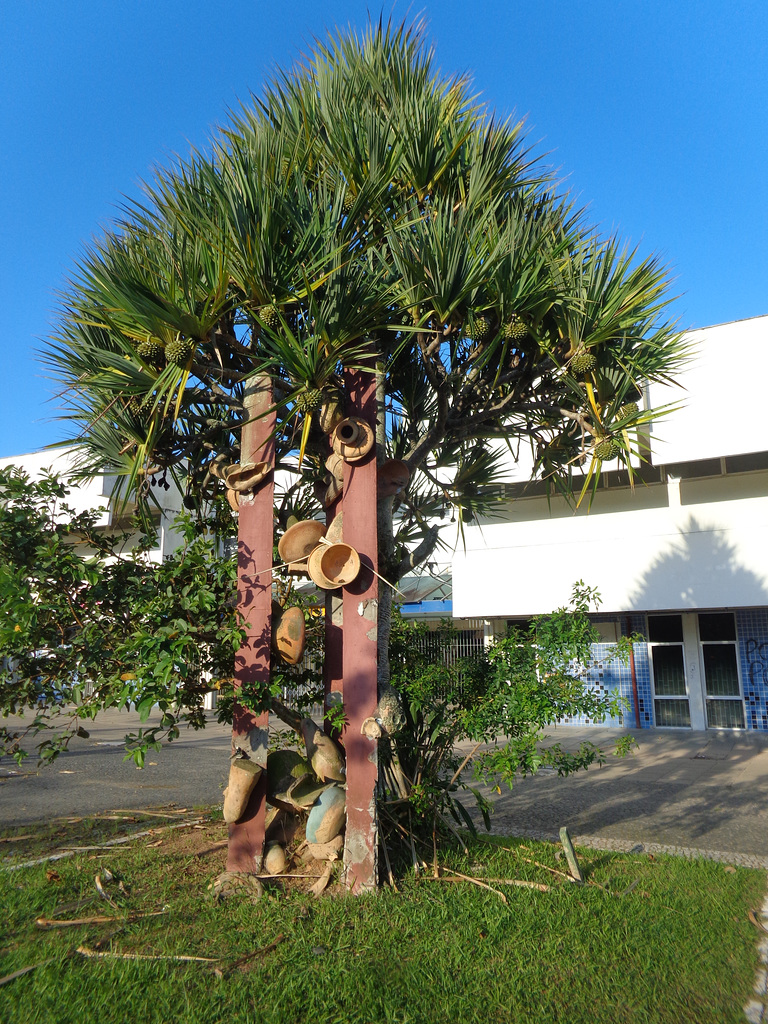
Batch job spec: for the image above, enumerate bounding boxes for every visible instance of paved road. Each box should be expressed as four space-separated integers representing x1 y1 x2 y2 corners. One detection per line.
3 712 768 864
0 709 234 825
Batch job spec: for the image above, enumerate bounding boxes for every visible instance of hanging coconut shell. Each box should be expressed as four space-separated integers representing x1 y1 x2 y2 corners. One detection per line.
305 835 344 862
277 519 327 573
325 511 344 545
374 685 405 735
306 784 346 845
377 459 410 498
319 452 345 507
268 773 331 814
266 750 312 808
222 759 263 823
286 773 333 809
300 718 346 782
223 461 271 493
331 416 375 462
307 541 361 591
361 717 382 739
326 451 344 478
208 455 230 480
272 606 306 666
313 479 332 507
317 395 345 435
264 842 287 875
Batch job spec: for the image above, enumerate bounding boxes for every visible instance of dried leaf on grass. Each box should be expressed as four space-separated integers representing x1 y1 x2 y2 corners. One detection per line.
76 946 217 964
309 862 335 898
36 910 167 929
749 910 768 934
0 960 56 987
432 869 508 903
94 874 119 909
214 934 286 979
5 817 206 871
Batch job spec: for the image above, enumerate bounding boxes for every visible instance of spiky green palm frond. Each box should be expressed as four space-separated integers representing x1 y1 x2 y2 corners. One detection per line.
41 16 688 552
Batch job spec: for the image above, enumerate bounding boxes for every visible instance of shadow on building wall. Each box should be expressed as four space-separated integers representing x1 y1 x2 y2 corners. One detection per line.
627 515 768 610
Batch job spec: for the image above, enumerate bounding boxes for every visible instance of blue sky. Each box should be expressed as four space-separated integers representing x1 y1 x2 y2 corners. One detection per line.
2 0 766 458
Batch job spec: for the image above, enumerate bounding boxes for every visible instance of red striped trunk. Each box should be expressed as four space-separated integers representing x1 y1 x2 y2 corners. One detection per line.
227 376 275 873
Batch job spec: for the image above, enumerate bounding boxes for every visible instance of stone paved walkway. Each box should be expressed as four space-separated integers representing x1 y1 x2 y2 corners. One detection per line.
458 724 768 866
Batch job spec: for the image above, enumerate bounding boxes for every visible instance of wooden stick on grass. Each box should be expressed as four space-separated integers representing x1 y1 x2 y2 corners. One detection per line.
379 830 398 891
94 874 119 910
559 827 584 884
515 855 576 883
477 878 551 892
111 809 191 818
475 835 575 886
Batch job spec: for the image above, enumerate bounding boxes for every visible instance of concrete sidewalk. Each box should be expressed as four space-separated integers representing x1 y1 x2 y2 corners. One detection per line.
3 710 768 866
464 725 768 867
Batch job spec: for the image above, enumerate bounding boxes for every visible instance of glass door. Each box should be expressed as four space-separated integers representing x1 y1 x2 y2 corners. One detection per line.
698 612 745 729
648 614 691 727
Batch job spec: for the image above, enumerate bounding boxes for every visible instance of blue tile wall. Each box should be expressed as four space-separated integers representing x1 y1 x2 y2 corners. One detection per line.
554 610 768 732
555 614 648 729
736 609 768 732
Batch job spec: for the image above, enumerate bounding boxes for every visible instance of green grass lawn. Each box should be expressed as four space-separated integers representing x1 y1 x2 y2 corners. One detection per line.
0 809 764 1024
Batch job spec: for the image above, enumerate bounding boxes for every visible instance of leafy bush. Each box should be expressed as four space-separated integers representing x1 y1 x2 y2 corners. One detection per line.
0 467 244 765
379 587 637 861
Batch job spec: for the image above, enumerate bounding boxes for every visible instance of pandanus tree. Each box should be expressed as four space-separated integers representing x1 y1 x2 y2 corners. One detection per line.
43 20 688 885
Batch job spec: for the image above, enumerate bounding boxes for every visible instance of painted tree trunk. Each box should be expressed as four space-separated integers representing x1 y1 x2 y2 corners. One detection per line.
227 376 275 873
341 368 379 891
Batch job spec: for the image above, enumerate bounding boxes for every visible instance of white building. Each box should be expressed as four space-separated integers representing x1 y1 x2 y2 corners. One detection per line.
452 315 768 732
0 448 185 562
